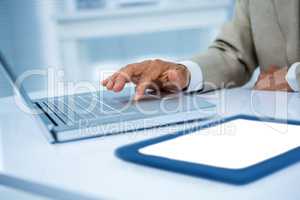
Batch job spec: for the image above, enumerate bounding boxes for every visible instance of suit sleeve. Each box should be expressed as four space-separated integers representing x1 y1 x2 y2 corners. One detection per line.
191 0 258 91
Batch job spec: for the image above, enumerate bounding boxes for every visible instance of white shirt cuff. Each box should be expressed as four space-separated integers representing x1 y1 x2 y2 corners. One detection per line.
177 61 203 92
286 62 300 92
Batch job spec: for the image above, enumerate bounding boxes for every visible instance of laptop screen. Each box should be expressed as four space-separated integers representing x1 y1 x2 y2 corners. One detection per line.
0 51 34 108
0 51 18 87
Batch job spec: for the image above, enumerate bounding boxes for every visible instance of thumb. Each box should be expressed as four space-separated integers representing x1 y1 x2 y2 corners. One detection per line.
134 77 153 101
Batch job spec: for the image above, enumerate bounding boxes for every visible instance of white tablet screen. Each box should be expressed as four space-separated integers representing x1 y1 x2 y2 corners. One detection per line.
139 119 300 169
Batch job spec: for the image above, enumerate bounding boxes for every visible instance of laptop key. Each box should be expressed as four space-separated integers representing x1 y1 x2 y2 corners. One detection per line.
44 101 74 126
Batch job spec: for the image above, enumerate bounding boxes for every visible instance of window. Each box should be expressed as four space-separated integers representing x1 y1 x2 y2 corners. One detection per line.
0 0 233 97
56 0 233 82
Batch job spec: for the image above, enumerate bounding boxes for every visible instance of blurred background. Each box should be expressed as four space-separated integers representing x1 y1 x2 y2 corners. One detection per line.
0 0 234 97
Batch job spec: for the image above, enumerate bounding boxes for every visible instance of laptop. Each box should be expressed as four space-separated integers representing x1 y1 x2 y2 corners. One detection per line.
0 51 216 143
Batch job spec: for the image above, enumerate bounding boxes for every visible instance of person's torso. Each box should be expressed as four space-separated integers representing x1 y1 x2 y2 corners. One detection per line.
249 0 300 69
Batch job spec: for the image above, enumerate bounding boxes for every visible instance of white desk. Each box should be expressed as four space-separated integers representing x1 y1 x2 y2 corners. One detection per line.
0 88 300 199
0 184 50 200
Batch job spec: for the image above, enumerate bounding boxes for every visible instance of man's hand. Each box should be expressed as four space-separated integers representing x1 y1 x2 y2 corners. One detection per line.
101 59 190 100
254 65 293 92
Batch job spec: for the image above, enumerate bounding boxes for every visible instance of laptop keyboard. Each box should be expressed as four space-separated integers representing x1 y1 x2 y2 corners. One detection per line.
36 93 138 126
36 92 215 128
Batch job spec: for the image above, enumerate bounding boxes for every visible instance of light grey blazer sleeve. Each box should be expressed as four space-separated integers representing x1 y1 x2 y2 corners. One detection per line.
191 0 258 91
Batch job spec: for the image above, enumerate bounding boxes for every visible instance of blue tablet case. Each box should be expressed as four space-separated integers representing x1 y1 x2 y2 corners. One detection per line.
115 115 300 185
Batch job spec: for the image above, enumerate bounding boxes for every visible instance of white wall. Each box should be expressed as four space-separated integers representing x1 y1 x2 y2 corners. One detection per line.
8 0 60 93
0 0 60 97
0 1 13 97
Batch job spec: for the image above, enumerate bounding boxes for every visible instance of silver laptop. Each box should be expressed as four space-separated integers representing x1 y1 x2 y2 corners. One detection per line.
0 51 216 143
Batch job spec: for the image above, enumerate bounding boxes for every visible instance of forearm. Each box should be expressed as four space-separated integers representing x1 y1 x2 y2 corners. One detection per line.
191 48 254 91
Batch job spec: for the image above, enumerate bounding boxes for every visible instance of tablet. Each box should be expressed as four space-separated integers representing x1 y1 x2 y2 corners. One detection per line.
116 115 300 184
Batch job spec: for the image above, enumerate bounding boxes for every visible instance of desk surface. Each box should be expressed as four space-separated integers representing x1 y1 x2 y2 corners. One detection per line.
0 184 50 200
0 88 300 200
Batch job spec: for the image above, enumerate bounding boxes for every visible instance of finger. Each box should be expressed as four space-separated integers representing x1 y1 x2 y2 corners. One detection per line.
105 73 119 90
254 83 268 90
134 77 153 101
101 78 109 86
258 71 267 78
102 72 119 86
112 64 143 90
107 64 138 90
254 83 265 90
133 62 164 100
273 66 289 79
268 65 280 74
106 80 114 90
112 64 143 92
113 75 128 92
254 76 272 90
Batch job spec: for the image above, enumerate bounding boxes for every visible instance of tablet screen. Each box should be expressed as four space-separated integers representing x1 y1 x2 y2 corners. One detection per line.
139 119 300 169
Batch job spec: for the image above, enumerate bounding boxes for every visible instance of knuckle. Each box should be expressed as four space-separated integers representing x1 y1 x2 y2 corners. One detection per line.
121 65 130 72
117 70 126 77
152 59 163 65
125 63 134 68
108 75 115 81
122 63 135 72
120 65 132 74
